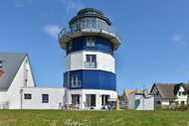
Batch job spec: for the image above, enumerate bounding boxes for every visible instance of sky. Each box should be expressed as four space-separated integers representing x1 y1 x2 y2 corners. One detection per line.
0 0 189 93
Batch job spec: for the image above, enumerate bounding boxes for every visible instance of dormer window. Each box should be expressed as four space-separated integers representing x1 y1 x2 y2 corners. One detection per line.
0 60 3 68
179 92 182 96
178 91 186 96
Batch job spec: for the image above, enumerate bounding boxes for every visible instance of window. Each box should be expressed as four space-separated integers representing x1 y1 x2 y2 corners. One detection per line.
85 55 97 68
0 60 3 68
181 101 185 105
86 55 96 63
86 37 95 47
24 94 32 100
183 92 186 95
101 95 109 106
156 101 161 104
86 94 96 107
71 75 81 88
179 92 182 96
42 94 49 103
91 18 96 28
72 94 80 105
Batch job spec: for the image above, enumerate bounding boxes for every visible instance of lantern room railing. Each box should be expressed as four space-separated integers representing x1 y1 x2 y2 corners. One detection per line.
58 22 120 41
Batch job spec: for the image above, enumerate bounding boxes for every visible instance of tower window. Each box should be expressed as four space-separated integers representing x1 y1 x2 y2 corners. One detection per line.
71 75 81 88
86 55 96 63
42 94 49 103
86 37 95 47
85 55 97 68
24 94 32 100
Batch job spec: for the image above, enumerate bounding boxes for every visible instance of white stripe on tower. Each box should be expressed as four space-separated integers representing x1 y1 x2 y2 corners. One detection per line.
64 50 115 73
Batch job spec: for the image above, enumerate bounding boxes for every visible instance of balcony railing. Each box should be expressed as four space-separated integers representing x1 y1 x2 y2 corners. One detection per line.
84 62 97 68
58 23 120 40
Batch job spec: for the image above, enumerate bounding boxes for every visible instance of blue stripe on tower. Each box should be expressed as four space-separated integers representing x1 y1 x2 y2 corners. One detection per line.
66 36 114 55
64 70 116 91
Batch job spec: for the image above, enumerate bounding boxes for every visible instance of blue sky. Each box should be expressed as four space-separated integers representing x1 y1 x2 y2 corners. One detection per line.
1 0 189 93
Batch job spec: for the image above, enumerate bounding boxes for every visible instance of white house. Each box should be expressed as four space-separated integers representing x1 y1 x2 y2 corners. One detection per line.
150 83 189 106
128 91 154 110
0 53 65 109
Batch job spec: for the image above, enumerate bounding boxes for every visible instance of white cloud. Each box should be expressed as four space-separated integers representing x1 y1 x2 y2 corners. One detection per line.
172 34 188 47
61 0 85 13
15 0 32 8
43 24 61 39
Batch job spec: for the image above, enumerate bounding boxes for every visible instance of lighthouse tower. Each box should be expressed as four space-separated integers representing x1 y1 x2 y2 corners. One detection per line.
59 8 121 110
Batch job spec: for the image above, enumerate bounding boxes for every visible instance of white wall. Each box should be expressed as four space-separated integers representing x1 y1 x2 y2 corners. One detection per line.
7 56 36 109
128 94 135 110
0 91 8 109
161 100 170 105
67 89 117 110
128 94 154 110
175 86 188 105
24 56 35 88
21 88 65 109
65 51 115 73
135 95 154 110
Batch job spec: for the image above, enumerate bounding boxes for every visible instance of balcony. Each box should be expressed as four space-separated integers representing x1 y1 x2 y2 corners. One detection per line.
58 23 121 50
84 62 97 68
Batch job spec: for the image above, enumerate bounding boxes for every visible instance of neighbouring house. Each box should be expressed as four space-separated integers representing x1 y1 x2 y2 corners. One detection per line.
150 83 189 107
0 53 65 109
125 90 154 110
127 90 154 110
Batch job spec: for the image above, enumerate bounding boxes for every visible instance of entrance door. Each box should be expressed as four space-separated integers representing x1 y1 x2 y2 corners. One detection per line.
102 95 110 106
71 94 80 105
86 94 96 107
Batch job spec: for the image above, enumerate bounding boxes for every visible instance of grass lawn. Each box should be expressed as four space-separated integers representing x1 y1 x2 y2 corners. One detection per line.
0 110 188 126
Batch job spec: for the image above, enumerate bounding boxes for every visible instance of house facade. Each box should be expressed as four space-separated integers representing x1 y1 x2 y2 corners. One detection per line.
151 83 189 106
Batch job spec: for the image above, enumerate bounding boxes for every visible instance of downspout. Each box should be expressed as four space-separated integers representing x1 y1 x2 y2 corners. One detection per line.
20 89 23 110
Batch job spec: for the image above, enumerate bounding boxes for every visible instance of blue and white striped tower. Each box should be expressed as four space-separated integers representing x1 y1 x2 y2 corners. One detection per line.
59 8 121 110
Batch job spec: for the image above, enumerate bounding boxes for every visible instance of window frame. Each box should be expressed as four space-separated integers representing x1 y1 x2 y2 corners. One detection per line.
24 93 32 100
42 94 49 103
86 54 96 63
71 74 81 88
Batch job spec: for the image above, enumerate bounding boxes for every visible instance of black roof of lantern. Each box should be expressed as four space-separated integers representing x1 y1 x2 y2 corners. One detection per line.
69 8 112 26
